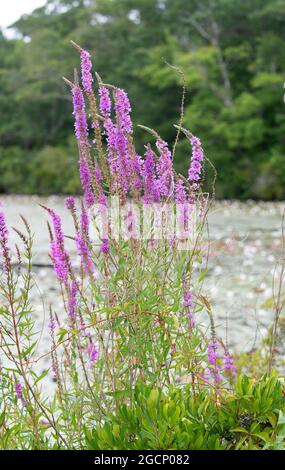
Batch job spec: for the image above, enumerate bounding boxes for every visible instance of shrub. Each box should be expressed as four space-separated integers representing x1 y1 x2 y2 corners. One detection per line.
0 43 284 451
86 376 285 450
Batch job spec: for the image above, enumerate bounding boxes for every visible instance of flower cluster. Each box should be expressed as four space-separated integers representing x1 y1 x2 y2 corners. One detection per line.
223 350 237 378
207 340 222 383
48 209 70 285
70 47 205 206
188 134 204 190
15 382 23 401
87 339 99 368
0 210 10 273
72 86 88 142
207 340 237 383
80 49 93 94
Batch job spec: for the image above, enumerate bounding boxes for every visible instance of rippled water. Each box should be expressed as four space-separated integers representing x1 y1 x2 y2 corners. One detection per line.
1 196 284 389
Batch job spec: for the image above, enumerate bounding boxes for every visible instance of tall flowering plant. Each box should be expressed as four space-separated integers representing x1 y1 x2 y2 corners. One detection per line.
0 43 238 449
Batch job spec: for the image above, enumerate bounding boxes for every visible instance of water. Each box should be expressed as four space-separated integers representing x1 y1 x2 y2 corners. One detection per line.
1 196 284 390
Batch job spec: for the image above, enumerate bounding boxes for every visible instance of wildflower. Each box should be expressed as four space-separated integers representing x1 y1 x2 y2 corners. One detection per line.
76 231 94 273
156 139 174 197
0 210 11 273
188 134 204 186
142 146 160 203
48 210 70 285
99 86 111 117
182 291 194 308
87 340 98 367
101 238 110 255
80 49 93 94
80 202 89 235
72 85 95 206
207 340 222 383
129 153 143 194
67 280 77 322
79 156 95 208
15 382 23 401
223 350 237 378
65 196 76 212
114 88 132 134
175 179 187 204
72 86 88 142
182 290 195 326
106 87 135 194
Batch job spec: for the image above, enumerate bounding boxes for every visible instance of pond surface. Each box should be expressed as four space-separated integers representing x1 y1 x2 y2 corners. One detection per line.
1 196 284 390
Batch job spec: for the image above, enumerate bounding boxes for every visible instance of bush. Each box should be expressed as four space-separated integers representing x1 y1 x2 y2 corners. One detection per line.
87 376 285 450
0 43 284 451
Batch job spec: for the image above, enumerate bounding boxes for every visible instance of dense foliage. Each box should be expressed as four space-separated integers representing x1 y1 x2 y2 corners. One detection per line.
0 0 284 198
87 377 285 450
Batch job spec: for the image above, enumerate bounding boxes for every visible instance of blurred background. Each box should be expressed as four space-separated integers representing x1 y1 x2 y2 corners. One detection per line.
0 0 284 199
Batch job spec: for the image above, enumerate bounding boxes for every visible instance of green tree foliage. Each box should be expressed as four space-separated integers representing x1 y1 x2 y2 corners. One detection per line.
0 0 284 198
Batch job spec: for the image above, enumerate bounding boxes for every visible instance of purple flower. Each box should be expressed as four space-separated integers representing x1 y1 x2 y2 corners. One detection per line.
80 49 93 94
188 134 204 187
142 146 160 203
65 196 76 212
67 280 77 322
48 210 70 285
207 340 222 383
100 238 110 255
175 179 187 204
156 139 174 197
182 291 194 308
15 382 23 400
99 86 111 117
76 231 94 274
87 340 98 367
114 88 132 134
223 350 237 378
72 86 88 142
0 210 10 273
80 203 90 235
79 156 95 208
182 291 195 326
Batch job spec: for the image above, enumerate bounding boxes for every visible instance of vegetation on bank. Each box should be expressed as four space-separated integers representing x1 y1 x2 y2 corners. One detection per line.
0 0 285 198
0 41 284 450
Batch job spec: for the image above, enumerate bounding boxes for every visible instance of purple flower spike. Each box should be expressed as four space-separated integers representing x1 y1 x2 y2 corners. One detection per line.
88 340 99 368
80 49 93 94
114 88 132 134
175 179 187 204
188 134 204 187
182 291 194 308
0 210 10 273
142 146 160 203
156 139 174 198
76 232 94 274
79 156 95 208
65 196 76 212
80 203 90 235
99 86 111 117
49 210 70 285
223 350 237 378
67 280 77 322
207 340 222 383
15 382 23 401
72 86 88 142
100 238 110 255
